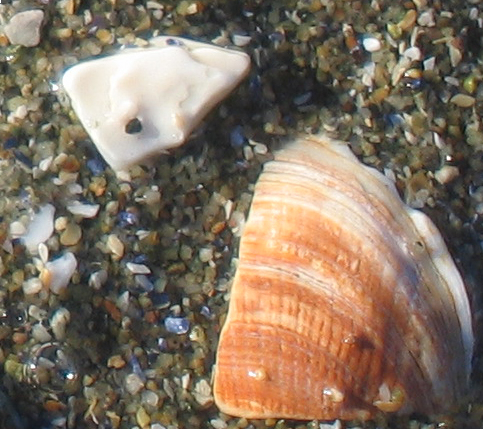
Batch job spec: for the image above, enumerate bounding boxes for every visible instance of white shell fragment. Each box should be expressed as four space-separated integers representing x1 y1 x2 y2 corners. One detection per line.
62 36 251 171
66 201 100 218
43 252 77 294
20 204 55 254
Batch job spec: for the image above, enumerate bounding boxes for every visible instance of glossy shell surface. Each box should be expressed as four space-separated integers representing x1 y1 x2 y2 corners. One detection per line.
213 135 473 421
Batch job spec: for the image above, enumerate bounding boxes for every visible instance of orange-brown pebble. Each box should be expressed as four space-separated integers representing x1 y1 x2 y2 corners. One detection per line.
211 221 226 234
60 154 81 172
44 399 67 412
12 332 28 345
103 299 122 323
107 355 127 369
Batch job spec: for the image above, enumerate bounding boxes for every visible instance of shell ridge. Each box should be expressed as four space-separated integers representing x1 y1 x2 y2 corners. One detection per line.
241 188 455 403
231 260 435 410
214 134 473 420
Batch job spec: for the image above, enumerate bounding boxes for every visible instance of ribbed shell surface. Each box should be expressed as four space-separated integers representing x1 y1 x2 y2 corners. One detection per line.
213 135 473 421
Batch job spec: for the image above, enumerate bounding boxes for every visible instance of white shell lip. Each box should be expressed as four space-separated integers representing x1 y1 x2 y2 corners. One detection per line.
62 36 251 171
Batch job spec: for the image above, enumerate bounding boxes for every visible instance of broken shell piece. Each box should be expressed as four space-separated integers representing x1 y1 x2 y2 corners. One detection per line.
20 204 55 254
62 36 250 171
42 252 77 294
214 134 473 420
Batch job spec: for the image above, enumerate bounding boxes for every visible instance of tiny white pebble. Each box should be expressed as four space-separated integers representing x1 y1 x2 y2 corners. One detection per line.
31 323 52 343
67 201 100 218
28 305 47 321
38 242 49 264
243 145 254 161
9 221 26 238
193 378 214 406
362 36 382 52
141 390 159 407
22 277 43 295
21 204 55 254
423 56 435 71
39 156 53 172
45 252 78 294
199 247 214 263
50 307 71 341
89 270 108 290
435 165 459 185
403 46 422 61
125 373 145 395
126 262 151 274
254 143 268 155
210 418 228 429
444 76 460 87
417 10 435 27
232 33 252 47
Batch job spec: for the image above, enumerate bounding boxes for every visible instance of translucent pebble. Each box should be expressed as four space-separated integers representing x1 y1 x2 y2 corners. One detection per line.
66 201 100 218
135 275 154 292
45 252 78 294
125 373 145 395
88 269 108 289
39 156 53 172
4 10 44 47
200 305 213 319
423 56 435 71
31 323 52 343
199 246 214 262
450 93 476 108
129 354 146 381
152 292 170 309
193 378 214 406
86 157 106 175
230 125 246 148
210 418 228 429
38 243 49 264
50 307 71 341
117 211 139 227
126 262 151 274
141 389 159 407
164 316 190 334
21 204 55 254
403 46 422 61
417 10 435 27
136 406 150 428
107 234 125 258
22 278 43 295
232 34 252 47
254 143 268 155
435 165 459 184
320 420 342 429
60 223 82 246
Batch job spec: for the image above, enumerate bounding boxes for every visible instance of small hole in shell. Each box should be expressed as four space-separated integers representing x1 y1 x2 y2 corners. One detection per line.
125 118 142 134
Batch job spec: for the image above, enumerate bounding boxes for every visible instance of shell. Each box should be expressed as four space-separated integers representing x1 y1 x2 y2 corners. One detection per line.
213 135 473 421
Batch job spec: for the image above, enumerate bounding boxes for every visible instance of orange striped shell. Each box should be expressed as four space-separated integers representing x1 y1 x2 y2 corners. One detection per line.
213 135 473 420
